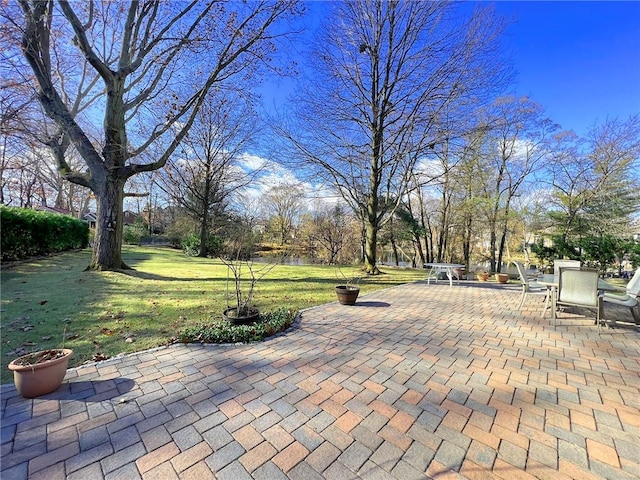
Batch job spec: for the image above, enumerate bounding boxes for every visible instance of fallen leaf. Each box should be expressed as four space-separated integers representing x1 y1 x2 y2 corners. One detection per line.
20 325 34 332
41 336 52 341
6 348 26 357
101 328 114 335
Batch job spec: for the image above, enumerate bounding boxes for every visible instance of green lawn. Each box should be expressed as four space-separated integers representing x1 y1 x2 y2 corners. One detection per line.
1 246 425 384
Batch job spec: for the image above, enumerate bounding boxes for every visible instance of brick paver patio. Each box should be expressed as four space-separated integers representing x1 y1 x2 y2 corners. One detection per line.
2 281 639 479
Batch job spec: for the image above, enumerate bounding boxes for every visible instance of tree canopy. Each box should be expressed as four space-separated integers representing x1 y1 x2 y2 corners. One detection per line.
7 0 298 269
279 1 511 273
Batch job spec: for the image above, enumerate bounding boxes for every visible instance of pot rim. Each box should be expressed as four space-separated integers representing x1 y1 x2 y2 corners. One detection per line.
8 348 73 372
223 306 259 316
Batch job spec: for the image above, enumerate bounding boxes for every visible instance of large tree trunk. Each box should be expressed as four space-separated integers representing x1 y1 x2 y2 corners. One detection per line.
391 235 399 267
497 230 507 273
89 178 127 270
198 215 209 258
462 215 473 274
198 174 210 257
489 229 497 273
364 220 378 274
497 216 509 273
413 231 425 266
364 182 380 274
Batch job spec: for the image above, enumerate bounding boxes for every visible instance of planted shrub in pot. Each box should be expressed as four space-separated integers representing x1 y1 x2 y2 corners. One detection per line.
219 224 280 324
221 258 271 324
8 348 73 398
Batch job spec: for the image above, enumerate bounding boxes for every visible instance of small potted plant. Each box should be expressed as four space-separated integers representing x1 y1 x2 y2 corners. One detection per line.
219 223 281 324
475 269 490 282
335 266 362 305
221 257 278 324
8 348 73 398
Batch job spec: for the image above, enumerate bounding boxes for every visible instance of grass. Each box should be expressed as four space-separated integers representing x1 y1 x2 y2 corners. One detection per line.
0 246 426 384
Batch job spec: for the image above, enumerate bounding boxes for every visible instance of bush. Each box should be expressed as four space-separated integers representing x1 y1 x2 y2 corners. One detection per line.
182 233 223 257
182 234 201 256
1 206 89 262
123 218 148 245
176 308 297 344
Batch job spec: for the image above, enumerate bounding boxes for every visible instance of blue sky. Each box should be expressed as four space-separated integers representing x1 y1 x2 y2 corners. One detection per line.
261 1 640 139
494 1 640 136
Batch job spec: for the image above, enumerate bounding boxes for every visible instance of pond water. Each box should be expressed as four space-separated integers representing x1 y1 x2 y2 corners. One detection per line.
251 255 317 266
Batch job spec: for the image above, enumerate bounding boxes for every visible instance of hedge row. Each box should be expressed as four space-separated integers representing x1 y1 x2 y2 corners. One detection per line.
1 206 90 262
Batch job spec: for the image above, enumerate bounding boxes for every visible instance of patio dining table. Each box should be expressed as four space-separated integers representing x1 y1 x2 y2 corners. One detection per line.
536 273 622 293
424 263 465 287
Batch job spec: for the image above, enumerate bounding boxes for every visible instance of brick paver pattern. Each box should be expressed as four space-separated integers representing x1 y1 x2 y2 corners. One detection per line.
2 281 639 479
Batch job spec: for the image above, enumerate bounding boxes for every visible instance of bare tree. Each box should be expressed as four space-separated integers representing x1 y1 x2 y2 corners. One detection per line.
280 1 510 274
481 96 558 272
548 115 640 242
511 189 550 266
10 0 297 269
158 91 261 257
263 183 306 245
304 204 356 264
2 4 100 213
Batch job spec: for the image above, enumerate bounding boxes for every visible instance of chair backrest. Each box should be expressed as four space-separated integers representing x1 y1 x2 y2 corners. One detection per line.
554 260 581 279
626 267 640 296
558 267 599 307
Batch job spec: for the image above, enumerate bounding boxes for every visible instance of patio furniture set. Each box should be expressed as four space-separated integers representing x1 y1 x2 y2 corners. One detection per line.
513 260 640 331
424 260 640 331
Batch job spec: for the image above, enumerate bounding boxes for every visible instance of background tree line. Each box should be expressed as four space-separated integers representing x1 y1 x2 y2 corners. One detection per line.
2 1 639 273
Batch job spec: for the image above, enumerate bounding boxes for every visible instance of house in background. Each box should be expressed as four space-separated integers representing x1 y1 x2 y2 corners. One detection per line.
34 205 139 230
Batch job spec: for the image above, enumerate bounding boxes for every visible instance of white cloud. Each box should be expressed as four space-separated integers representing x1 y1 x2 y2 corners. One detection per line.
238 152 268 172
234 152 341 212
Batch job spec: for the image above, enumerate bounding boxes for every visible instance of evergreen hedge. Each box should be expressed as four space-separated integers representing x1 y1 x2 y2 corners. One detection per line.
1 206 90 262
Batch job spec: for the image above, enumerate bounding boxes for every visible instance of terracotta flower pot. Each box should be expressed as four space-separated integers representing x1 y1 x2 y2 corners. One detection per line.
8 349 72 398
495 273 509 284
476 273 489 282
335 286 360 305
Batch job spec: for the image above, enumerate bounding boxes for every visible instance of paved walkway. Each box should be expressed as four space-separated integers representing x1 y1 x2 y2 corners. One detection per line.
2 281 639 480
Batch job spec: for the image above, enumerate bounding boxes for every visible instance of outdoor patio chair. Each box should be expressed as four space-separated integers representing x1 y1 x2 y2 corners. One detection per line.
554 267 603 332
513 261 549 314
553 259 581 278
602 267 640 325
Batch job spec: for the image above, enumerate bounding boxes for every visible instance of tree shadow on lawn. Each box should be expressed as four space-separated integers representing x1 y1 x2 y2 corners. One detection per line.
116 269 225 282
117 270 352 286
